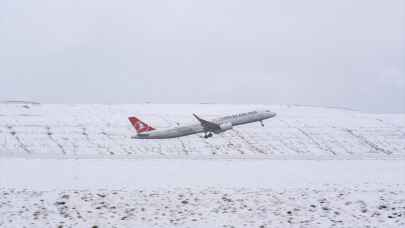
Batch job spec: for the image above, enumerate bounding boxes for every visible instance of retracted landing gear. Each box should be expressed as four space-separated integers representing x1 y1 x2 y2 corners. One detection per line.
204 132 213 138
260 121 264 127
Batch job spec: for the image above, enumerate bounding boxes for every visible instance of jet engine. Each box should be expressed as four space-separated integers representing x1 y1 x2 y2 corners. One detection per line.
215 122 233 133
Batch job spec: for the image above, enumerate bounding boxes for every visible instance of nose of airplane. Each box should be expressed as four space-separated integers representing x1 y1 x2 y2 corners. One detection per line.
266 111 277 118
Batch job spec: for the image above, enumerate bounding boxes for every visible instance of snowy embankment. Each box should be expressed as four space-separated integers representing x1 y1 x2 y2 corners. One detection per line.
0 103 404 159
1 103 404 227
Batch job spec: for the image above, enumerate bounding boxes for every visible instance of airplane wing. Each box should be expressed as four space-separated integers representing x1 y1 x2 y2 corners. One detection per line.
193 114 221 132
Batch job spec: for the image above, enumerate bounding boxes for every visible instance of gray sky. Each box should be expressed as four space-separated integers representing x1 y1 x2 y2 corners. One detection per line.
1 0 404 113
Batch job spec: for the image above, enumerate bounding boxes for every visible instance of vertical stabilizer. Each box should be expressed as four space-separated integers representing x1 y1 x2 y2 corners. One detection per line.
128 116 155 134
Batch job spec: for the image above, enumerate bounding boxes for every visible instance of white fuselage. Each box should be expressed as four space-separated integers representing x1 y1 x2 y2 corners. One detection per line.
133 110 276 139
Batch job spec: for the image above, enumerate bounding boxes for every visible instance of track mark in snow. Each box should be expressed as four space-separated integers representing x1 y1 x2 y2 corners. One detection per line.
344 128 393 155
177 138 189 155
223 132 246 155
45 126 66 155
144 143 165 156
232 129 267 154
156 143 165 156
0 127 6 149
199 136 218 156
6 125 31 154
296 127 337 156
276 120 313 154
277 137 306 154
332 139 353 155
70 141 78 155
280 119 337 156
376 118 405 137
81 127 114 155
101 131 131 155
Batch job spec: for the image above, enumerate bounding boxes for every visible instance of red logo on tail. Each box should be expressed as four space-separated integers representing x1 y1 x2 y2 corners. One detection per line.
128 117 155 133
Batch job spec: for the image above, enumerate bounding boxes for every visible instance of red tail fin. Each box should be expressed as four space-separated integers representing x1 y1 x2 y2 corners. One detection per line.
128 116 155 134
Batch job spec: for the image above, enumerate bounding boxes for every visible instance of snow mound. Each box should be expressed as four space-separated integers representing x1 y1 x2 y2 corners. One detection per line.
0 104 404 159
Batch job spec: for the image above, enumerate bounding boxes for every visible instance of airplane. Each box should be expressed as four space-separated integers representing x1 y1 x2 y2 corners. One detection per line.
128 109 276 139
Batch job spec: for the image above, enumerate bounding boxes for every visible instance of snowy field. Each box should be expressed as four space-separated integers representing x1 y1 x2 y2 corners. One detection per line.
0 103 404 159
0 103 404 227
1 185 404 228
1 159 404 228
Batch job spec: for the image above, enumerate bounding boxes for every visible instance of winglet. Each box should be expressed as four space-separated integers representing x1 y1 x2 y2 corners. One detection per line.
193 113 203 122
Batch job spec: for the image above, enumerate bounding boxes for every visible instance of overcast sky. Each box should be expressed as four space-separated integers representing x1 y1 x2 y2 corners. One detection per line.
1 0 404 113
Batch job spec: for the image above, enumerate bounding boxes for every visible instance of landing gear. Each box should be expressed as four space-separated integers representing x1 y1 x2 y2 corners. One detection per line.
260 121 264 127
204 132 213 138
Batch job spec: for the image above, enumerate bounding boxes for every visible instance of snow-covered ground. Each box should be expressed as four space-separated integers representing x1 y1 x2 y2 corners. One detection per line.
2 185 404 228
1 159 404 228
0 103 404 227
0 103 404 159
1 159 404 190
